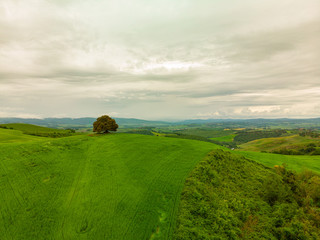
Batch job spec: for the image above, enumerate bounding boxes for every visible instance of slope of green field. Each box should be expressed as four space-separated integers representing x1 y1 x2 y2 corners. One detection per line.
0 123 73 138
235 151 320 174
210 134 236 142
0 133 219 240
0 128 43 143
238 135 319 152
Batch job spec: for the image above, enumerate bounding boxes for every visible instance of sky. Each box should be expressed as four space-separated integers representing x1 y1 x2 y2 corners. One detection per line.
0 0 319 120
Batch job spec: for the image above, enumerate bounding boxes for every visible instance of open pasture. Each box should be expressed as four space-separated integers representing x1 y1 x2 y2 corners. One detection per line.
0 133 217 240
0 123 73 138
0 128 43 143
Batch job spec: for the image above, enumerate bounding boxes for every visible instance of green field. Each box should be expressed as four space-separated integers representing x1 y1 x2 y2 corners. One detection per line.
0 133 219 240
0 123 73 138
235 151 320 174
0 128 43 143
210 134 236 142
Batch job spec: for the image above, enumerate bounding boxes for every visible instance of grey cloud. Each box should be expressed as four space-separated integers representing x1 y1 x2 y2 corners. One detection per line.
0 0 319 119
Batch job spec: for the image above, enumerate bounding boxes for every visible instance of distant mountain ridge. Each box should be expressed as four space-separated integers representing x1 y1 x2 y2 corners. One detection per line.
0 117 170 128
0 117 319 129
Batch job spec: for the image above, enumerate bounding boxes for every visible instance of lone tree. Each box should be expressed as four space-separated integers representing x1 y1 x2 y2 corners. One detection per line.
93 115 118 133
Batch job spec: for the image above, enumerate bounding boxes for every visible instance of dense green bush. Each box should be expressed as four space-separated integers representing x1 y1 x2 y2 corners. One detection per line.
173 150 320 239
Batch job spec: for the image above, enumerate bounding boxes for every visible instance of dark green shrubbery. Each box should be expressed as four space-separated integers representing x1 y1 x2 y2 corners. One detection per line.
173 150 320 240
234 130 287 144
271 143 320 155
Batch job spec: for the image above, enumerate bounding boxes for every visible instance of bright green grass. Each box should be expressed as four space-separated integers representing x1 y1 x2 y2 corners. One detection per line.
0 133 219 240
0 128 43 143
0 123 68 133
210 134 236 142
234 151 320 174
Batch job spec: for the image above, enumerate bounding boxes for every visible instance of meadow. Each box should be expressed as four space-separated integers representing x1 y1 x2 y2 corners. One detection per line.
0 128 42 143
1 123 320 239
0 123 73 138
0 130 220 240
235 151 320 174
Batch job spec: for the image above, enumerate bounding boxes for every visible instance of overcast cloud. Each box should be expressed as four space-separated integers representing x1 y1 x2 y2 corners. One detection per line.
0 0 319 120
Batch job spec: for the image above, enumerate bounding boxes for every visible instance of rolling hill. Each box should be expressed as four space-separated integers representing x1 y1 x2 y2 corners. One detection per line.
238 135 320 153
0 132 219 240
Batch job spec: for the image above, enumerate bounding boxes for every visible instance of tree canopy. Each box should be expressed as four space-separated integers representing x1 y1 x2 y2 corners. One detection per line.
93 115 118 133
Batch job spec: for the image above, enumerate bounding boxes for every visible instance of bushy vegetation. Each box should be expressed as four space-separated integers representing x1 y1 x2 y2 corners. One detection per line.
271 143 320 155
299 130 320 138
172 128 236 139
123 127 154 135
173 150 320 240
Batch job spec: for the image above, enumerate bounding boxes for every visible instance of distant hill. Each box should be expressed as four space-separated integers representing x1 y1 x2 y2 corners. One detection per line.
0 117 319 129
0 123 74 138
0 117 170 128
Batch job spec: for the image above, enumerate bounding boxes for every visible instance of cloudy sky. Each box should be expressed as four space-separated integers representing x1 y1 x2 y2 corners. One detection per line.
0 0 319 120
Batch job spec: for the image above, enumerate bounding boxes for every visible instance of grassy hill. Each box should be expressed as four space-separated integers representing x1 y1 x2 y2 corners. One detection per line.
0 128 43 143
0 123 74 138
0 133 219 240
235 151 320 174
239 135 320 152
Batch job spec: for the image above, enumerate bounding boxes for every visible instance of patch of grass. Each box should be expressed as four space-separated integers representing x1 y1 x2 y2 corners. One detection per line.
0 128 43 143
210 134 236 142
0 123 74 138
234 151 320 174
0 133 218 239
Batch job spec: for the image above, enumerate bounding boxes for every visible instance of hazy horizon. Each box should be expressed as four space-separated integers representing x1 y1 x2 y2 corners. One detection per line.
1 0 319 120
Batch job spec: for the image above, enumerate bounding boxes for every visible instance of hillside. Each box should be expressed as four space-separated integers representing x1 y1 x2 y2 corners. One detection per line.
0 117 170 128
235 151 320 174
173 150 320 239
238 135 320 155
0 128 43 143
0 133 219 240
0 123 74 138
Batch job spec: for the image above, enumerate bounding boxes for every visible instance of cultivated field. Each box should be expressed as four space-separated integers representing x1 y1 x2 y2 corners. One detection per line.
0 131 218 240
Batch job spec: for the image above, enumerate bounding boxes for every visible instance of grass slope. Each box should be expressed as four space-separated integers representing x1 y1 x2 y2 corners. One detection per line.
0 123 72 137
0 133 218 240
235 151 320 174
210 134 236 142
238 135 320 152
0 128 43 143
